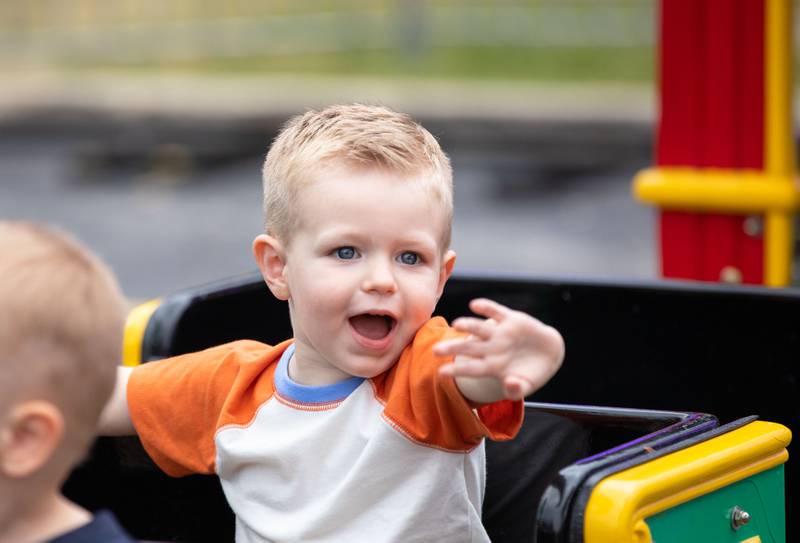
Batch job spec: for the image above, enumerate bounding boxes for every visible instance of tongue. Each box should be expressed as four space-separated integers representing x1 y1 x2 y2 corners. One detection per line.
350 314 391 340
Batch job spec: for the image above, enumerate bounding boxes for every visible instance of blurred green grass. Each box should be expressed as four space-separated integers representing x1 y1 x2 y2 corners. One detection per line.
87 46 654 82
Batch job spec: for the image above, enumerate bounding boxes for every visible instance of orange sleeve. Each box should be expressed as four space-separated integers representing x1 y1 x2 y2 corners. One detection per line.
375 317 523 452
127 340 286 476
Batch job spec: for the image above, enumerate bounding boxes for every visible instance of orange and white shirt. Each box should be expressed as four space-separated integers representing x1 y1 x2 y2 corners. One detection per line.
128 317 523 543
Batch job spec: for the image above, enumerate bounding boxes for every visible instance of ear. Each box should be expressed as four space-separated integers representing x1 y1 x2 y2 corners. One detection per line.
436 250 457 299
253 234 290 301
0 401 64 478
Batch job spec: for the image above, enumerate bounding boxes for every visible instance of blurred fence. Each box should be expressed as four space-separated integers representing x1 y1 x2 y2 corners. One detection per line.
0 1 654 75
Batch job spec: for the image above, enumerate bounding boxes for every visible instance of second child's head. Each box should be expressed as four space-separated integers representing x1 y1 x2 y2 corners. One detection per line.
254 104 457 383
0 222 125 498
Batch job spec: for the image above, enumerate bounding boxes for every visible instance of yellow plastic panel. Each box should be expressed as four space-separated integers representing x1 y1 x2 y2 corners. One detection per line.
584 421 791 543
122 298 162 367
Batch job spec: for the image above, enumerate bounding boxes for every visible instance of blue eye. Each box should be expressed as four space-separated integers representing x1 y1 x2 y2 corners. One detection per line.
335 247 357 260
398 252 420 265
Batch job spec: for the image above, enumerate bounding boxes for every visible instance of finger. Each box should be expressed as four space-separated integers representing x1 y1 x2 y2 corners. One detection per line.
433 338 463 356
434 337 490 359
451 317 495 340
438 358 496 378
469 298 513 322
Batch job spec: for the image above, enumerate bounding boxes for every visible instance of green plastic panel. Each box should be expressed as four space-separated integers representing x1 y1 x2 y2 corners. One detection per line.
646 465 785 543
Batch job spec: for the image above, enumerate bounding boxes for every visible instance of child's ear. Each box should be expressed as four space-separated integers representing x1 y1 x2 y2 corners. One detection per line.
253 234 290 301
0 401 64 478
436 250 457 298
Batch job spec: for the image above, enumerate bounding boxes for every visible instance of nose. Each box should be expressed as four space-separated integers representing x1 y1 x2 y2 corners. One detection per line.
361 257 397 294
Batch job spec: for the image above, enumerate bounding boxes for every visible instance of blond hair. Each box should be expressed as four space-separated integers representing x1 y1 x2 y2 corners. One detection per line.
262 104 453 247
0 222 125 464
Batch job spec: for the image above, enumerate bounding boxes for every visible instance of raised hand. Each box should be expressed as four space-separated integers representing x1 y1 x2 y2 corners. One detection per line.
434 298 564 402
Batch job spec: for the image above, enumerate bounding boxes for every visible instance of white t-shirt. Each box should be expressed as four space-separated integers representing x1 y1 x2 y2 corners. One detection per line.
128 317 523 542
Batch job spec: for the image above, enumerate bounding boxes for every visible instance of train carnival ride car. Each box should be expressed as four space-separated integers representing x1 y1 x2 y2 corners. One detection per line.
65 0 797 541
64 272 795 543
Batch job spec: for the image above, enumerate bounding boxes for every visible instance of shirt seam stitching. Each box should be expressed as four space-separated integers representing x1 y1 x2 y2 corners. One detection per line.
274 390 345 411
214 394 277 473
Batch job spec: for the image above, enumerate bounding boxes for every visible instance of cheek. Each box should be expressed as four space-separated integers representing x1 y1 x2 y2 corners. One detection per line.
291 269 350 309
401 273 441 313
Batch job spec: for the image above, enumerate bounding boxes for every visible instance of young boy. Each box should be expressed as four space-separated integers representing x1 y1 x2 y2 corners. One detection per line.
100 104 565 542
0 222 133 543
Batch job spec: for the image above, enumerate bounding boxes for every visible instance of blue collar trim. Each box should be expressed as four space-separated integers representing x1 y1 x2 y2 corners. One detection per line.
275 344 365 403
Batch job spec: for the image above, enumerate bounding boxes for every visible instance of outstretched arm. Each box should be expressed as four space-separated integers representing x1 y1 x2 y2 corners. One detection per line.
434 298 564 404
97 365 136 436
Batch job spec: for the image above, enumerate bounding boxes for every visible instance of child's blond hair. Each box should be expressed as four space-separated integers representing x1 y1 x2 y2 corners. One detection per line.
0 222 125 464
262 104 453 248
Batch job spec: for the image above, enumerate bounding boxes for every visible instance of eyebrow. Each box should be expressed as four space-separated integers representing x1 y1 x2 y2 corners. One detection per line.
313 228 366 245
314 229 438 250
394 235 438 252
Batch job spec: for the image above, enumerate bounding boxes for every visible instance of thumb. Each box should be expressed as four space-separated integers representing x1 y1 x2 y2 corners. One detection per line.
503 375 527 400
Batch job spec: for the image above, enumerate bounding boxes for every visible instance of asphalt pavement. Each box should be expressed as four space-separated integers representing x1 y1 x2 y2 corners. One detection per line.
0 74 657 299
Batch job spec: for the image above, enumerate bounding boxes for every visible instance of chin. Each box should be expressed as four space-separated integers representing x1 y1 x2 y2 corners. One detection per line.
349 356 395 379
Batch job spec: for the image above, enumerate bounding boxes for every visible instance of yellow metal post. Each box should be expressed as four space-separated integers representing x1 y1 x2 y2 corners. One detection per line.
764 0 796 286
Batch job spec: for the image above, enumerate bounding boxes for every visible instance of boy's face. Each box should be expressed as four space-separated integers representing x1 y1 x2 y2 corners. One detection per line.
264 165 455 383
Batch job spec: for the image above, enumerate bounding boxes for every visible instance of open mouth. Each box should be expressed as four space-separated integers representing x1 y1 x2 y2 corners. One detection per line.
348 313 397 344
